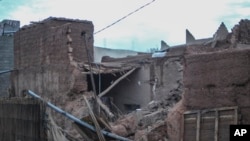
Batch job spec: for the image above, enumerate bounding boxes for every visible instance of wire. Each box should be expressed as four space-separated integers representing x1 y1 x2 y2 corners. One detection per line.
94 0 156 35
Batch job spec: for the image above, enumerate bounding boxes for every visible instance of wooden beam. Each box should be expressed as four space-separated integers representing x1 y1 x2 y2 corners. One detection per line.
98 68 136 98
84 96 106 141
96 96 114 118
73 123 94 141
196 111 200 141
214 110 219 141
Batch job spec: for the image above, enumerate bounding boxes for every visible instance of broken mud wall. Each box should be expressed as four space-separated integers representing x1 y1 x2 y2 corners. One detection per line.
107 66 151 113
183 48 250 110
167 47 250 141
152 46 185 107
0 98 46 141
231 19 250 46
109 47 186 140
12 17 93 106
11 18 94 137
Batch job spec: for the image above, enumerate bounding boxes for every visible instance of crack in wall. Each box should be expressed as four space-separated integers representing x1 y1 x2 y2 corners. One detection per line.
66 27 78 67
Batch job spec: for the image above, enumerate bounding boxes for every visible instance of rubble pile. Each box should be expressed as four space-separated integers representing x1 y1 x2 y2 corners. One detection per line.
2 16 249 141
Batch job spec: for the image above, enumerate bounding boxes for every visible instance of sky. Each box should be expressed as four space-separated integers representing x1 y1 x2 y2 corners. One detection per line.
0 0 250 52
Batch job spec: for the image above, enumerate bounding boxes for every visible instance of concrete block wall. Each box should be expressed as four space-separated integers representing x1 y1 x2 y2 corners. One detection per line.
0 19 19 97
0 20 20 36
0 36 14 97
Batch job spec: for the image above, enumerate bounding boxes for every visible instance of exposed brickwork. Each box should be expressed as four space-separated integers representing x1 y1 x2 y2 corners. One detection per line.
167 48 250 141
183 48 250 109
13 17 94 106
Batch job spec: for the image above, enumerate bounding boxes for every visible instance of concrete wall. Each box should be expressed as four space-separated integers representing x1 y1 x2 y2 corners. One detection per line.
0 20 19 97
0 36 14 97
0 20 20 36
12 17 94 107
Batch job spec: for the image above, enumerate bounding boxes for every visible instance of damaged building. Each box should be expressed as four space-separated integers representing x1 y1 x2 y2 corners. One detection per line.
5 17 185 140
166 19 250 141
11 17 185 115
0 17 249 141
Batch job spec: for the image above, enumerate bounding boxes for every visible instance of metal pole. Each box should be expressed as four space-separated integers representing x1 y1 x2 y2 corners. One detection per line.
27 90 132 141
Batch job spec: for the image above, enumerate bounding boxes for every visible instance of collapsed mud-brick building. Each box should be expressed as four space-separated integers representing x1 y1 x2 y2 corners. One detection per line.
85 44 185 114
13 17 93 102
0 19 20 97
8 16 250 141
11 17 95 138
9 16 187 140
167 19 250 141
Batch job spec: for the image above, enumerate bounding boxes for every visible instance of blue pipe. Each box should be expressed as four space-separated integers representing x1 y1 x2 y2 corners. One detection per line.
0 69 15 74
27 90 132 141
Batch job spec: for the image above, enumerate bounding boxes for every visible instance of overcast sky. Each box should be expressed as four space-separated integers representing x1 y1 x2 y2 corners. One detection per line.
1 0 250 52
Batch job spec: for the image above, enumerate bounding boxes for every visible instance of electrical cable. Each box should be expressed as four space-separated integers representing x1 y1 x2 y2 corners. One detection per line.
94 0 156 35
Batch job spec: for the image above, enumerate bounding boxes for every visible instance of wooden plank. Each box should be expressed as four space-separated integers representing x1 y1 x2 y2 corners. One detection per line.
184 106 238 115
98 68 136 97
84 96 106 141
181 114 185 141
183 107 238 141
214 110 219 141
234 107 238 124
196 111 200 141
73 123 94 141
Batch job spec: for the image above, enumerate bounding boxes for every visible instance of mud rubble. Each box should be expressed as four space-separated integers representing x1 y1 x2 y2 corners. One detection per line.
102 19 250 141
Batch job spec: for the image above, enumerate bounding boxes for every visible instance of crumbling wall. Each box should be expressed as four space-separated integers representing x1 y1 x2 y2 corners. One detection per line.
111 46 186 140
183 48 250 110
13 18 93 106
167 47 250 141
152 46 185 107
12 18 94 137
230 19 250 46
